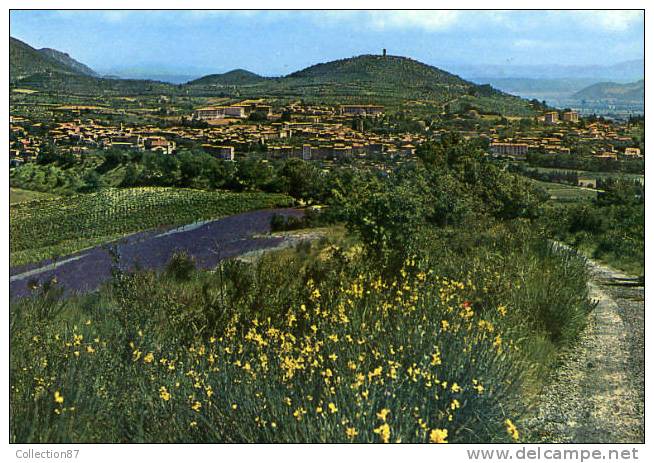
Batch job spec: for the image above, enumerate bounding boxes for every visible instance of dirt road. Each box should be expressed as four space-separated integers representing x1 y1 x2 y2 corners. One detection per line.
525 256 644 443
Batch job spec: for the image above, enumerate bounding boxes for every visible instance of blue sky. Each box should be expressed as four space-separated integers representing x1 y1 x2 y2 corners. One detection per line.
10 10 644 77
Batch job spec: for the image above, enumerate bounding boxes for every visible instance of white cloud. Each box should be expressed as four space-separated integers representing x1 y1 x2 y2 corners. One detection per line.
49 10 644 35
582 10 643 32
365 11 460 31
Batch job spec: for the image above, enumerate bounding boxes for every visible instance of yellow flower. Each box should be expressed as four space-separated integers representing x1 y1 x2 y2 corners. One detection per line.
451 383 461 393
373 423 391 443
497 305 508 316
159 386 171 401
441 320 450 331
429 428 448 443
376 408 391 422
328 402 338 414
505 419 519 441
85 345 95 354
143 352 154 363
472 379 485 394
345 427 359 439
191 401 202 412
293 407 307 420
54 391 64 404
450 399 460 410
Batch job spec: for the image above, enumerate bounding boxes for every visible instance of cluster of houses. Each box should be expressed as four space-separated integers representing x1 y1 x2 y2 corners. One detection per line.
193 99 273 121
192 101 384 123
9 103 643 167
541 110 579 125
488 111 643 160
197 118 423 160
10 101 425 164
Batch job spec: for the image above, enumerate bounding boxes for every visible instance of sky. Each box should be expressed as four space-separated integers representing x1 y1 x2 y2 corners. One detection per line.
10 10 645 78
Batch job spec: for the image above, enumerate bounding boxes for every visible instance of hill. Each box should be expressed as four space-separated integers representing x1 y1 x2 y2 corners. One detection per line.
187 54 538 115
11 42 539 116
188 69 266 86
38 48 98 77
13 71 175 96
573 79 644 103
286 54 465 86
10 37 76 81
11 37 100 82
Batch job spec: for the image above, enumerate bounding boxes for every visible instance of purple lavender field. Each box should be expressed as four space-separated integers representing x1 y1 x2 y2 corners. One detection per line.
10 208 303 299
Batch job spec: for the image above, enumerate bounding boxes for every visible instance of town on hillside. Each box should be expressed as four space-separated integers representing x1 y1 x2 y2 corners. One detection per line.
9 97 644 175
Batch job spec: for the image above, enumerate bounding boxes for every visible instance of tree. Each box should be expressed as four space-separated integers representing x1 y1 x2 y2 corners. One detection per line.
36 143 61 165
248 111 269 122
278 158 322 201
178 151 207 188
79 170 105 193
236 158 275 191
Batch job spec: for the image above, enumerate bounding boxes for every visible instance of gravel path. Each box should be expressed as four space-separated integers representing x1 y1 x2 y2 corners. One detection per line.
524 257 644 443
10 208 303 299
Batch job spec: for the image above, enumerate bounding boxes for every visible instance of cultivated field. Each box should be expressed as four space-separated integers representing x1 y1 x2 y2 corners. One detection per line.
10 187 56 204
10 187 294 267
530 180 597 203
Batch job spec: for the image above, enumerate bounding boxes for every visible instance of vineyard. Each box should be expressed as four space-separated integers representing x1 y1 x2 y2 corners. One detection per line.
10 187 294 267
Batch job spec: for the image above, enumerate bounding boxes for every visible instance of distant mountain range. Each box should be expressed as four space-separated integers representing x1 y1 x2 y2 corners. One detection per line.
573 79 644 103
455 60 644 110
14 36 641 116
451 59 644 82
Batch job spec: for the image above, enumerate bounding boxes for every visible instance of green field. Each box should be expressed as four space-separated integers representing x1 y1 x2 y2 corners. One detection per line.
10 187 294 267
9 187 57 204
528 166 644 183
530 180 597 203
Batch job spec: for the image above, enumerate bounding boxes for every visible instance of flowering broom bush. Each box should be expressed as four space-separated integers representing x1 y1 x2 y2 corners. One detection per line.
10 225 591 443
